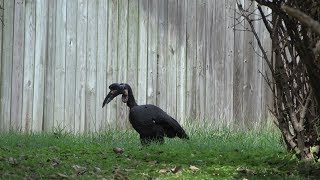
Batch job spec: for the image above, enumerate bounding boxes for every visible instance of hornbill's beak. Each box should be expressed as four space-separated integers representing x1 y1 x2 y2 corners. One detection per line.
102 90 118 107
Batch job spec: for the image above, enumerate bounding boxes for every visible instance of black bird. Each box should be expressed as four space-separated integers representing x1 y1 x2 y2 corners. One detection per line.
102 83 189 145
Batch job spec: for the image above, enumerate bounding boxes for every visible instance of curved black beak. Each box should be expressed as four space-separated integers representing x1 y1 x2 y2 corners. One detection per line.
102 91 116 107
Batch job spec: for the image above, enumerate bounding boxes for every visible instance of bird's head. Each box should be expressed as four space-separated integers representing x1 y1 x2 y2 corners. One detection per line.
102 83 130 107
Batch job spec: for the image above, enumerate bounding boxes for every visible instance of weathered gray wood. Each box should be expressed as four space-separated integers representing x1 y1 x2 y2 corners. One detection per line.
176 0 187 124
137 0 148 106
205 0 215 123
33 0 48 131
196 0 206 121
96 0 108 131
106 0 119 127
127 0 139 124
157 0 168 111
117 0 129 129
224 0 234 126
242 1 255 128
11 0 25 130
65 0 77 132
233 0 245 128
147 0 158 106
54 0 66 130
167 0 177 117
75 0 87 132
86 0 98 132
22 0 36 132
44 0 56 131
0 0 2 92
185 0 197 121
0 0 14 131
215 0 227 126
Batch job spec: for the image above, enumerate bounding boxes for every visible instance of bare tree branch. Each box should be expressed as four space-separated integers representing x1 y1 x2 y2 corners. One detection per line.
282 5 320 36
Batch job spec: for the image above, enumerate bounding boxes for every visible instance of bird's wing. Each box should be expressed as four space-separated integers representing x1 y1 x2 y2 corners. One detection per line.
153 107 189 139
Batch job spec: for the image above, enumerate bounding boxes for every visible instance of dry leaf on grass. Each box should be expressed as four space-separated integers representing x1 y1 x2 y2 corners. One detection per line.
171 166 183 174
159 169 170 174
236 167 256 175
47 157 60 167
189 165 200 171
113 147 124 154
72 165 87 175
57 173 69 179
7 157 18 165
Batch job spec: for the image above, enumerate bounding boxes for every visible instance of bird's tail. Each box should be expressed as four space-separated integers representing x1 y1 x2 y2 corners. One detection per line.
178 131 189 140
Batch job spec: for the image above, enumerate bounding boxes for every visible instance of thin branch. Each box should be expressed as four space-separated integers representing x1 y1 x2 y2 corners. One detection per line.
236 2 274 75
257 5 272 34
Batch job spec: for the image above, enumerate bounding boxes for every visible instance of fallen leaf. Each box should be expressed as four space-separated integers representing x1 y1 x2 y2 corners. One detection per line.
57 173 69 179
171 166 183 174
72 165 87 175
48 157 60 167
159 169 169 174
95 167 101 172
114 168 128 180
236 167 256 175
113 147 124 154
189 165 200 171
8 157 18 165
124 168 135 172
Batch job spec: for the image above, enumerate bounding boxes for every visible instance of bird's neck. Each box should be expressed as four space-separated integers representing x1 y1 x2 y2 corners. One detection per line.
126 88 138 109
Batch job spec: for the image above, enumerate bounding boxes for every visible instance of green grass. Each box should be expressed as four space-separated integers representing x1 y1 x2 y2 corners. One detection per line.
0 128 319 179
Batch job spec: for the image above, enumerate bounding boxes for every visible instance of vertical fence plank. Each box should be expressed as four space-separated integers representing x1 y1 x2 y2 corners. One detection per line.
96 0 108 131
44 0 56 131
0 0 2 83
127 0 139 117
205 0 215 124
185 0 197 122
0 0 14 131
214 0 226 125
65 0 77 132
117 0 128 128
254 4 263 127
75 0 87 132
233 0 245 128
157 0 168 111
137 0 148 105
22 0 35 132
196 0 206 121
242 1 255 128
176 0 187 124
225 0 234 126
167 0 177 117
147 0 158 105
54 0 66 130
106 0 118 126
33 0 48 131
86 0 98 132
11 0 25 130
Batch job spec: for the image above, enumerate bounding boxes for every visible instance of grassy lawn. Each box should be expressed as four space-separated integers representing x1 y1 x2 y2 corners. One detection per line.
0 127 319 179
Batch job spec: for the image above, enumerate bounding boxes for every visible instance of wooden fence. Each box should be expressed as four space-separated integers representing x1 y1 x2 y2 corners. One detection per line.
0 0 272 132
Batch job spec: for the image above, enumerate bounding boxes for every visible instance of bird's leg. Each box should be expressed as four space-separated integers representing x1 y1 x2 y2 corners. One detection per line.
140 136 151 146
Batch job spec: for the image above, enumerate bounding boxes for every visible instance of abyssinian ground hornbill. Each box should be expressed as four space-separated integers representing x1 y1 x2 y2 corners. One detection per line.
102 83 189 145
